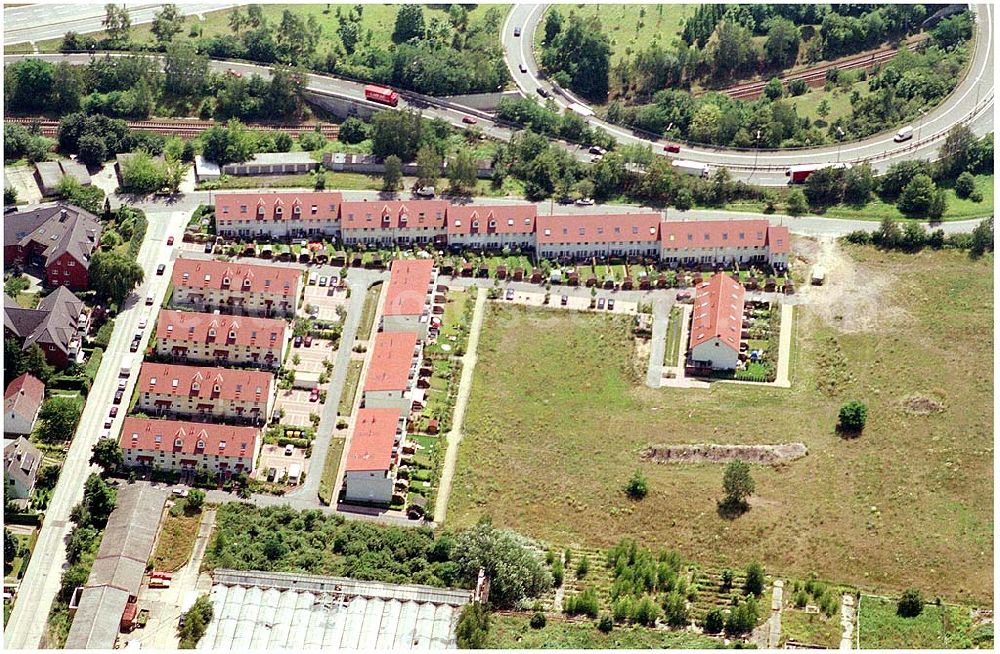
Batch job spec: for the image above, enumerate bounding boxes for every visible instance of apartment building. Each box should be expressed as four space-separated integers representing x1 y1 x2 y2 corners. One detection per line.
171 258 302 318
339 200 449 246
445 204 537 250
381 259 437 339
363 331 422 414
135 363 275 425
343 407 405 505
120 417 260 475
154 310 288 370
660 220 791 270
534 213 663 260
688 273 747 371
214 191 343 240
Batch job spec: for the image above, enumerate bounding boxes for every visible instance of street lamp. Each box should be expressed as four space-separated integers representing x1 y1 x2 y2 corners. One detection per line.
753 130 762 172
836 127 845 163
917 109 927 142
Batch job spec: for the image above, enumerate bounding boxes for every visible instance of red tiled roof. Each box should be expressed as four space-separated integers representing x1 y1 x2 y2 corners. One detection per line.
384 259 434 317
120 417 258 458
340 200 448 230
535 213 662 245
3 372 44 420
215 191 343 223
661 219 770 251
446 204 537 235
156 310 286 348
767 225 790 254
172 258 301 297
689 274 745 351
137 363 272 401
345 408 399 472
364 332 419 393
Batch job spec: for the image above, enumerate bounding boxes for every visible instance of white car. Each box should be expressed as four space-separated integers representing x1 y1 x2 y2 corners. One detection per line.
138 317 148 329
308 272 318 285
100 429 112 440
575 198 595 206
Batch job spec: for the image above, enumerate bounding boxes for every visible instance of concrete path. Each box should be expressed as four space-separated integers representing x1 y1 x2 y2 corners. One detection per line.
432 287 488 524
769 579 785 648
645 298 669 388
774 303 795 388
840 593 857 649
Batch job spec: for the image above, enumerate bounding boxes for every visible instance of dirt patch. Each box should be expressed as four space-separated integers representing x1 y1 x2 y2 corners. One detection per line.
901 395 946 416
641 443 808 465
794 236 910 333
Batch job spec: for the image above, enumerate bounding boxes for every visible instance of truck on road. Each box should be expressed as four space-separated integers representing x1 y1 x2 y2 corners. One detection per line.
120 354 135 377
786 162 851 184
364 84 398 107
671 159 711 178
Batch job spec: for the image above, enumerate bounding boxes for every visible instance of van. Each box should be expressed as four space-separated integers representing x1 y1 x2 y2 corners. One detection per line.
894 126 914 142
307 272 318 285
288 463 301 484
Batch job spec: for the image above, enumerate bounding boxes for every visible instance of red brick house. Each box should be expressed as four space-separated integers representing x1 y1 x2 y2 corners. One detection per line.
4 287 89 369
3 204 102 290
120 417 261 475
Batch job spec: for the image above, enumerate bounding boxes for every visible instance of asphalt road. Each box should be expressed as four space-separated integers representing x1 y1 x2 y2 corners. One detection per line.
3 3 240 45
503 3 995 182
3 208 188 650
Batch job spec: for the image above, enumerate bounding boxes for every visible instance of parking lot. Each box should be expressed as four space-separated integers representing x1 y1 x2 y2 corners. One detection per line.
501 289 639 315
302 281 347 321
274 388 320 427
290 337 335 375
256 443 309 483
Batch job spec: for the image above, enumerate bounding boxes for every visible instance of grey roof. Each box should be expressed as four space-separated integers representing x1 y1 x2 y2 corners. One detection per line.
4 286 85 356
34 161 64 193
3 436 41 490
64 484 167 650
60 159 92 186
233 152 316 166
201 570 473 650
3 203 101 269
194 155 220 175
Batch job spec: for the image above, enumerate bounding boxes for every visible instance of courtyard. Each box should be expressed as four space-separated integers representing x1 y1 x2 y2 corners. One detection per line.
448 245 993 604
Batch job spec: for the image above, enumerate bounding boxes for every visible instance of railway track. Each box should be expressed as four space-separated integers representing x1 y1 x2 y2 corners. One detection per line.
5 116 340 140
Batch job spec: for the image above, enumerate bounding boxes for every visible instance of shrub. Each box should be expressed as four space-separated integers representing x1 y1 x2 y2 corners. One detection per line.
954 171 976 199
552 558 564 587
838 400 867 433
897 588 924 617
662 590 688 627
702 607 725 633
612 597 632 623
456 602 490 648
720 568 734 590
576 555 589 579
969 188 983 202
624 469 648 500
794 589 809 608
744 561 766 596
597 614 613 633
631 596 659 626
529 611 546 629
564 588 599 619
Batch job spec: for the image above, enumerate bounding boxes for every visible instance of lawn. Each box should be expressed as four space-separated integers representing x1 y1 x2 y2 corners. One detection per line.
449 245 993 604
149 500 201 572
424 288 471 357
534 5 696 67
486 614 725 649
857 596 991 649
787 79 870 125
781 607 843 647
3 531 37 582
318 436 346 505
357 282 383 341
662 305 683 367
337 360 364 417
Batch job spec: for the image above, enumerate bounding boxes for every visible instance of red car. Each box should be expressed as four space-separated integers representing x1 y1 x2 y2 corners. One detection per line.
110 406 119 418
226 68 242 78
309 388 320 402
166 235 174 245
303 335 313 347
676 290 692 301
664 144 681 153
462 115 477 125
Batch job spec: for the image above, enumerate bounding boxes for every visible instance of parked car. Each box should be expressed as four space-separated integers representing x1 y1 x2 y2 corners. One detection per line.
110 406 119 418
113 389 124 404
226 68 242 78
505 288 515 301
156 263 166 275
676 290 692 301
590 155 603 163
166 235 174 245
607 298 615 310
575 198 595 206
118 378 127 390
304 335 313 347
266 467 277 482
171 488 189 497
100 429 111 440
129 338 140 352
664 143 681 153
519 63 527 73
284 444 294 456
308 272 318 285
145 294 154 305
204 242 213 253
308 305 319 318
462 115 477 124
293 335 303 347
561 294 568 306
138 317 148 329
319 276 328 287
309 388 320 402
589 146 607 155
597 297 606 310
104 417 113 429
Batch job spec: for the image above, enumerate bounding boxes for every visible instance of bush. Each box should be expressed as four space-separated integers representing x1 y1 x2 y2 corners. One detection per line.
338 117 370 144
744 561 766 596
631 596 659 626
702 607 725 633
624 469 648 500
529 611 546 629
564 588 599 619
954 171 976 199
897 588 924 618
794 589 809 608
575 555 589 579
551 558 564 587
720 568 734 590
456 602 491 649
597 614 613 633
838 400 867 433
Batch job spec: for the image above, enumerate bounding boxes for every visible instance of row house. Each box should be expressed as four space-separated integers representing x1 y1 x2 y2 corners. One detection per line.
362 332 422 414
135 363 275 425
120 417 260 476
171 258 302 318
688 274 746 371
3 204 101 291
381 259 437 339
214 191 343 240
343 407 405 505
534 213 663 260
660 220 790 270
154 310 288 370
445 204 537 251
339 200 448 246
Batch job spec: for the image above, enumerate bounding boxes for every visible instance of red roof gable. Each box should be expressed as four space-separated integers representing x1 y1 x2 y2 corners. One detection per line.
156 310 286 348
661 219 770 250
4 372 44 419
364 332 419 392
766 225 790 254
384 259 434 317
446 204 537 235
137 363 272 401
120 417 258 458
340 200 448 230
689 274 745 351
345 408 400 472
172 258 301 297
535 213 662 245
215 191 342 223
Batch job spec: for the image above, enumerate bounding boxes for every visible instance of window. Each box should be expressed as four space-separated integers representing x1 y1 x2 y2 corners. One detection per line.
196 440 205 449
175 438 183 447
578 227 585 236
243 279 252 287
687 234 693 241
739 232 745 240
208 328 216 337
219 441 226 450
597 227 604 234
150 377 158 386
275 207 283 215
722 233 728 241
191 382 200 391
472 221 479 229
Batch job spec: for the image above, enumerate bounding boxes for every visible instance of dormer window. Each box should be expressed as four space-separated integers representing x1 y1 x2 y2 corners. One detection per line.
293 205 301 214
204 274 212 282
191 382 200 391
472 221 479 229
219 441 226 450
131 433 139 443
175 438 183 447
400 214 408 223
275 207 283 216
243 279 252 287
257 205 265 215
208 328 216 337
196 439 205 449
488 220 496 228
213 384 221 393
150 377 158 386
228 330 237 339
223 277 231 286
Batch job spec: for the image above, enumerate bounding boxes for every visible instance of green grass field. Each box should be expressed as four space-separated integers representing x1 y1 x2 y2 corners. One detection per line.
337 360 364 417
318 436 346 505
487 614 725 649
857 596 991 649
663 305 683 367
356 282 383 341
535 5 696 66
450 246 993 604
787 80 870 125
149 501 201 572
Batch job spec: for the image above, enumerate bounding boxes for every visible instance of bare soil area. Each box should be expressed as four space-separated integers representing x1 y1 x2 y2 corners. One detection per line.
641 443 809 465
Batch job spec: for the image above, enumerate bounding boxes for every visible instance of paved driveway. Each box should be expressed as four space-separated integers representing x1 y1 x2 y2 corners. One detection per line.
302 284 347 321
257 444 309 484
290 338 335 375
275 389 319 427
